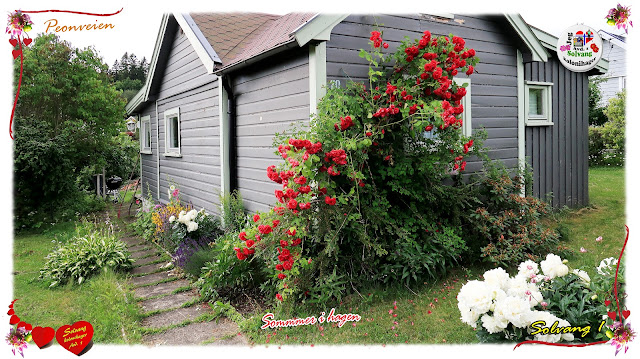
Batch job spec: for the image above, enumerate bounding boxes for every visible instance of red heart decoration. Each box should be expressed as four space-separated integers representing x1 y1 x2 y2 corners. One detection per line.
605 300 611 306
23 38 32 46
32 326 55 349
12 49 21 59
7 308 14 315
9 39 17 47
608 311 617 320
24 323 32 331
17 321 26 329
56 321 93 356
622 310 631 319
9 315 20 325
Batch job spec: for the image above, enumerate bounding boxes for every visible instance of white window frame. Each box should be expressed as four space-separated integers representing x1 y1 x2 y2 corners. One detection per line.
140 115 152 154
525 81 553 126
422 78 472 140
164 107 182 157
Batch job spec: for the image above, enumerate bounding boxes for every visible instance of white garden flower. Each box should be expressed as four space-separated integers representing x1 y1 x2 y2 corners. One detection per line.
540 254 569 279
457 280 495 314
493 296 532 328
186 221 199 232
483 268 510 290
518 260 540 278
168 215 175 223
458 302 481 327
597 257 618 276
481 313 509 334
187 209 198 221
571 269 591 286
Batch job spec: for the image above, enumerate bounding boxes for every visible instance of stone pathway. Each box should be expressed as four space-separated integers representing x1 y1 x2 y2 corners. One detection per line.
119 233 248 346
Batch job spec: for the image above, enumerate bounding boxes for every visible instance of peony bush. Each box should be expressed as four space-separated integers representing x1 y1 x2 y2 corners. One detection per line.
458 254 621 343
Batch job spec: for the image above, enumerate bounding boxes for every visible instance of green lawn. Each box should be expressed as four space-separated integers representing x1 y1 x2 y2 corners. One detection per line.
243 166 626 345
12 216 143 344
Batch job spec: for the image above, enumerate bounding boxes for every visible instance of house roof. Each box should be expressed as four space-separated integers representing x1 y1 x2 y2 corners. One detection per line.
190 12 315 71
126 13 572 115
599 30 626 43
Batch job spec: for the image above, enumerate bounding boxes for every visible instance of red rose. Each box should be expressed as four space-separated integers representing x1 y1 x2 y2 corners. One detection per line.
283 261 293 270
286 228 296 236
278 273 286 280
253 214 260 222
276 293 283 301
325 196 337 206
383 43 389 49
246 239 255 248
276 264 284 271
366 131 372 137
425 125 433 132
460 161 467 171
287 199 298 210
280 240 289 247
272 220 280 227
294 176 307 185
239 232 247 241
292 238 302 246
258 224 272 234
466 66 474 76
299 185 311 194
319 187 327 195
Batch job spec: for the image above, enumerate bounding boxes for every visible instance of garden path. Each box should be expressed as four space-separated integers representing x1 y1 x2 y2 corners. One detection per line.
119 233 248 346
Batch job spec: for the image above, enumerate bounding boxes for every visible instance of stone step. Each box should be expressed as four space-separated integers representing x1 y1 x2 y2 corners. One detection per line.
130 271 174 287
142 320 245 346
141 305 208 329
120 236 144 246
139 290 198 313
133 255 165 267
131 262 168 276
131 249 158 259
129 244 153 252
133 279 190 299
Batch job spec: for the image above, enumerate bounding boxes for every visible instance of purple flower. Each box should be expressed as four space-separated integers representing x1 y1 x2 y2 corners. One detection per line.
5 326 29 357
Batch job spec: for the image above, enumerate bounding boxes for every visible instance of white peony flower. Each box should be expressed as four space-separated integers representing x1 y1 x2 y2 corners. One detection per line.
493 296 532 328
168 215 175 223
481 313 509 334
187 209 198 221
186 221 199 232
518 260 540 278
540 254 569 279
458 302 481 327
571 269 591 286
483 268 510 290
457 280 495 314
597 257 618 276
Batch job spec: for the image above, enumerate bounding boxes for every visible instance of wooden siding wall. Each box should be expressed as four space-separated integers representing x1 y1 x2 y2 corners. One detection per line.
232 48 310 213
140 105 158 200
141 27 222 213
525 59 589 207
327 14 520 172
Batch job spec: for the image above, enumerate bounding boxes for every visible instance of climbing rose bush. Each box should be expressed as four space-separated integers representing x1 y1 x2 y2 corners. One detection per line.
234 29 482 305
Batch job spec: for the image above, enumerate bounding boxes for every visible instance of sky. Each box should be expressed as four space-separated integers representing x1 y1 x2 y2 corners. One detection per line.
1 0 638 358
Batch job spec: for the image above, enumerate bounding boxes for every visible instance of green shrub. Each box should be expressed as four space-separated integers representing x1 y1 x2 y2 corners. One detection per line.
195 232 266 302
469 166 571 267
220 190 249 234
588 77 608 126
589 91 625 166
39 222 134 287
182 245 218 278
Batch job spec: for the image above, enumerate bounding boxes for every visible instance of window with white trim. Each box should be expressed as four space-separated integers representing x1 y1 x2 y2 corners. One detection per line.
422 77 472 140
525 81 553 126
140 115 151 154
164 107 181 155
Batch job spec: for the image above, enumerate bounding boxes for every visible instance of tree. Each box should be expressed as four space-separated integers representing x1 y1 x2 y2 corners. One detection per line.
13 33 130 227
109 52 149 101
589 77 608 126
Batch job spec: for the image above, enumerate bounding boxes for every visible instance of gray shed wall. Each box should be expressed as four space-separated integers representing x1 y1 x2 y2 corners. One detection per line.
524 58 589 207
141 26 222 214
326 14 520 173
597 39 626 106
231 48 310 213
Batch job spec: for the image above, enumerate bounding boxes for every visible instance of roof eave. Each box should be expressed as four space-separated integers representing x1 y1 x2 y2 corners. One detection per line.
504 13 549 62
292 14 348 46
214 39 299 75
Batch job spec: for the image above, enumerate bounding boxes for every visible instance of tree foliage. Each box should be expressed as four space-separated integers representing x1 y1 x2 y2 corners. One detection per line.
13 33 131 228
109 52 148 101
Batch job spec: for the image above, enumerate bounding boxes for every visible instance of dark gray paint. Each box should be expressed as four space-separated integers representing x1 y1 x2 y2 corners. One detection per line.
139 23 222 213
524 57 589 207
326 14 520 174
231 48 310 213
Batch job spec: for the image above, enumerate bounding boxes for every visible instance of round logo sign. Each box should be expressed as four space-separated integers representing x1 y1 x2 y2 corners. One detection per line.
556 24 603 72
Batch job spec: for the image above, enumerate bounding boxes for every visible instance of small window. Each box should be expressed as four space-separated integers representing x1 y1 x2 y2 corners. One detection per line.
422 78 472 140
164 107 181 155
140 115 151 154
525 81 553 126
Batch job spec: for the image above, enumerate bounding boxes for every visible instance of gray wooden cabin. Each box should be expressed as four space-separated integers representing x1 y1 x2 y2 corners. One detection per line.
126 13 608 214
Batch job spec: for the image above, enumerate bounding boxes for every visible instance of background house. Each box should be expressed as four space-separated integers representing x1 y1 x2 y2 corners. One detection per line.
596 30 626 105
126 13 608 214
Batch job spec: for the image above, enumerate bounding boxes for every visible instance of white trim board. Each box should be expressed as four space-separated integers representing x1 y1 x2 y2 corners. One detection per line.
175 13 222 73
516 49 526 197
309 42 327 115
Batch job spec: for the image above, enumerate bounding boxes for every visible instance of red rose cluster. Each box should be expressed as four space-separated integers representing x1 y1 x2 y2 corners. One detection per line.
370 31 383 48
334 116 354 131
